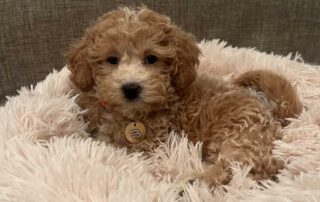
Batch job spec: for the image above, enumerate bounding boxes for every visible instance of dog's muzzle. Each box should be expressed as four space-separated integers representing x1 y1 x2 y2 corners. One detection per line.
121 82 142 101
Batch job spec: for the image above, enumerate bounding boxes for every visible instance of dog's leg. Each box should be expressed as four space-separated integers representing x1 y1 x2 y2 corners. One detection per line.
200 146 284 187
234 70 303 124
199 156 232 186
200 126 284 187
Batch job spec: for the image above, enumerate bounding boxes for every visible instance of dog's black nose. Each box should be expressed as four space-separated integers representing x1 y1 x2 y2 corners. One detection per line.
121 82 142 101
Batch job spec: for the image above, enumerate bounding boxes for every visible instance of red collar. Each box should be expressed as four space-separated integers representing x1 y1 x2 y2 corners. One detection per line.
99 99 111 112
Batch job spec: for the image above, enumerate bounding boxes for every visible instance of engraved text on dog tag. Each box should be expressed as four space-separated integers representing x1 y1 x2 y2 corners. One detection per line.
125 122 146 143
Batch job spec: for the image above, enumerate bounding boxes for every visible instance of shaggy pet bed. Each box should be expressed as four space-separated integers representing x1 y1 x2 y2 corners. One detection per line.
1 40 320 201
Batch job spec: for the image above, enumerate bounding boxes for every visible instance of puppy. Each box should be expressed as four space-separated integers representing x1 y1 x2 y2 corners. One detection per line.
67 7 302 186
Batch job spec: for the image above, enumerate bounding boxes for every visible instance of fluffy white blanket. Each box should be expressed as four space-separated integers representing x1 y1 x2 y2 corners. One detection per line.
1 40 320 202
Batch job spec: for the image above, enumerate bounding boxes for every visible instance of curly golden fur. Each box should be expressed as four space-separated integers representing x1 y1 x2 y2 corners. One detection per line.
67 7 303 186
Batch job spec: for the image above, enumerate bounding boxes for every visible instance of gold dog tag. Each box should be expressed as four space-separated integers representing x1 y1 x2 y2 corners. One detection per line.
125 122 146 144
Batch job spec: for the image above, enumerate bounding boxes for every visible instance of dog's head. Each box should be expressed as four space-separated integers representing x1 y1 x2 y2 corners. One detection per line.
67 8 200 117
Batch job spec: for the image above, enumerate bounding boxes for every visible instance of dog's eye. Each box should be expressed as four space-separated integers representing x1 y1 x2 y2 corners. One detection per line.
106 56 119 65
144 55 157 64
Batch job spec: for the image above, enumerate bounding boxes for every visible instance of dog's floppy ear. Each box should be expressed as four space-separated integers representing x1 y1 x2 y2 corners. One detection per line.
171 29 200 92
67 37 93 91
138 8 200 92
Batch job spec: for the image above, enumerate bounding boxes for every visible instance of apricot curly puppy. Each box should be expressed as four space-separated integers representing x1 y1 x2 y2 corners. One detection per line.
67 7 302 186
